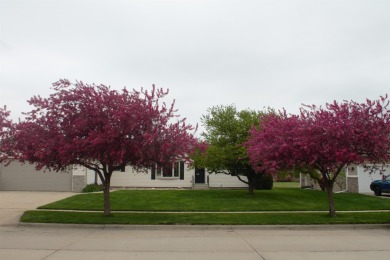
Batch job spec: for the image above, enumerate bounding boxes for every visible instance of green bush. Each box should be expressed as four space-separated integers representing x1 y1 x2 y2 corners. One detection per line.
275 169 300 182
254 173 273 190
82 184 104 193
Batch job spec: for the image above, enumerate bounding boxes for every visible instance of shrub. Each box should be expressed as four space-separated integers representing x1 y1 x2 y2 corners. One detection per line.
254 173 273 190
275 169 300 182
82 184 104 193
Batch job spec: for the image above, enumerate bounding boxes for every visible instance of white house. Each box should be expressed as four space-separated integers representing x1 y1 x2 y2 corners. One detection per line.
88 161 248 189
0 160 247 192
300 163 390 194
0 161 86 192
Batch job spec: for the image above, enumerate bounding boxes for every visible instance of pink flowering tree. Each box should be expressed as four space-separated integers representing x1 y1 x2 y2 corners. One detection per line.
245 96 390 217
2 80 197 216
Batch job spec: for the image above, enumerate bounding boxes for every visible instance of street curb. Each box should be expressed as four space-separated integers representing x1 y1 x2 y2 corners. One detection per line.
17 222 390 230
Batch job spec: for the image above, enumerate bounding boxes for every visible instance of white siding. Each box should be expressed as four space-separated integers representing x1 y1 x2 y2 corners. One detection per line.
88 165 194 188
85 165 251 189
208 173 248 188
0 161 72 192
86 169 101 185
72 165 87 176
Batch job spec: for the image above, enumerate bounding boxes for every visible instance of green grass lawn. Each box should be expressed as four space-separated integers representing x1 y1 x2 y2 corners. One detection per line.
39 188 390 212
23 187 390 225
21 211 390 225
273 181 300 189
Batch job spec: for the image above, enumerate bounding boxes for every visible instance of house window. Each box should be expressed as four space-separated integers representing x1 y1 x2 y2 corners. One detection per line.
173 161 180 177
162 164 173 177
152 161 184 179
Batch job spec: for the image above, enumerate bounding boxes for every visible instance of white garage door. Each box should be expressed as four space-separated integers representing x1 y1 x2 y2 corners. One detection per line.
0 161 72 192
358 165 390 193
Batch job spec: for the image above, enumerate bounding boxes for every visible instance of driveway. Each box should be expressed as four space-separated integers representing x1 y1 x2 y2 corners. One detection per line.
0 191 74 226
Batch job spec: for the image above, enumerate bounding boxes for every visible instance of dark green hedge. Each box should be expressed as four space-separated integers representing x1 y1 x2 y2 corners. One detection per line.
254 173 273 190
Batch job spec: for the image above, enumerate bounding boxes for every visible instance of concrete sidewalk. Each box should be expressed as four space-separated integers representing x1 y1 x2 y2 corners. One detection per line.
0 191 74 227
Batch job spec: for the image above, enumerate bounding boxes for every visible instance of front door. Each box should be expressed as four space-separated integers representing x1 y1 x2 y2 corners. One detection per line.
195 168 205 184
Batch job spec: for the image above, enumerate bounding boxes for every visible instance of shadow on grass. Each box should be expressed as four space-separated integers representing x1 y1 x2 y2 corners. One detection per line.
21 210 390 225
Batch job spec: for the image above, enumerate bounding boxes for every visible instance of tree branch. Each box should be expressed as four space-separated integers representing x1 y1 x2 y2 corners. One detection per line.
74 159 105 184
234 174 249 185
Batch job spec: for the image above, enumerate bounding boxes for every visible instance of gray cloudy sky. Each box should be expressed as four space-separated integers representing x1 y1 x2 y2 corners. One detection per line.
1 0 389 134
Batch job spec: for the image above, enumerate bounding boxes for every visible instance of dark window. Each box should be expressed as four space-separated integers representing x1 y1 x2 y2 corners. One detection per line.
163 164 173 177
152 161 185 178
173 161 179 177
114 165 125 172
151 165 156 180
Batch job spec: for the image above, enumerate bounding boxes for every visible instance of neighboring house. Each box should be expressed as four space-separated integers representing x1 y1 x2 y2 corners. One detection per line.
300 164 390 194
0 160 247 192
0 161 86 192
300 172 347 192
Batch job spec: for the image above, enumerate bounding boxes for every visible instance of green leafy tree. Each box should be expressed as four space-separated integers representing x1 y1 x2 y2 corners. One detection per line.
193 105 271 194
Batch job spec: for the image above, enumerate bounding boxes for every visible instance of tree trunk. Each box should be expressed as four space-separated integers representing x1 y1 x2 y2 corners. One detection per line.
248 183 254 195
247 174 255 195
325 181 336 217
103 177 111 216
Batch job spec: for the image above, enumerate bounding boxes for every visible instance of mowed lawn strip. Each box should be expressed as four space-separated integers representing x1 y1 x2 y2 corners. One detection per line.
21 211 390 225
38 188 390 212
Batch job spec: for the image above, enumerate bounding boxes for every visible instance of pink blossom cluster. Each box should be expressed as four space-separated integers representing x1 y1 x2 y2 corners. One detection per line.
1 80 198 174
245 96 390 176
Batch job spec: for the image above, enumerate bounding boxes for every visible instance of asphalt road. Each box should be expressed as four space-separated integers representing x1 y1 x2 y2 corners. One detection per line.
1 225 390 260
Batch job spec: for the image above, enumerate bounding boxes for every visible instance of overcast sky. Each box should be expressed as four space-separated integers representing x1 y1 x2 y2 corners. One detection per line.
1 0 389 134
